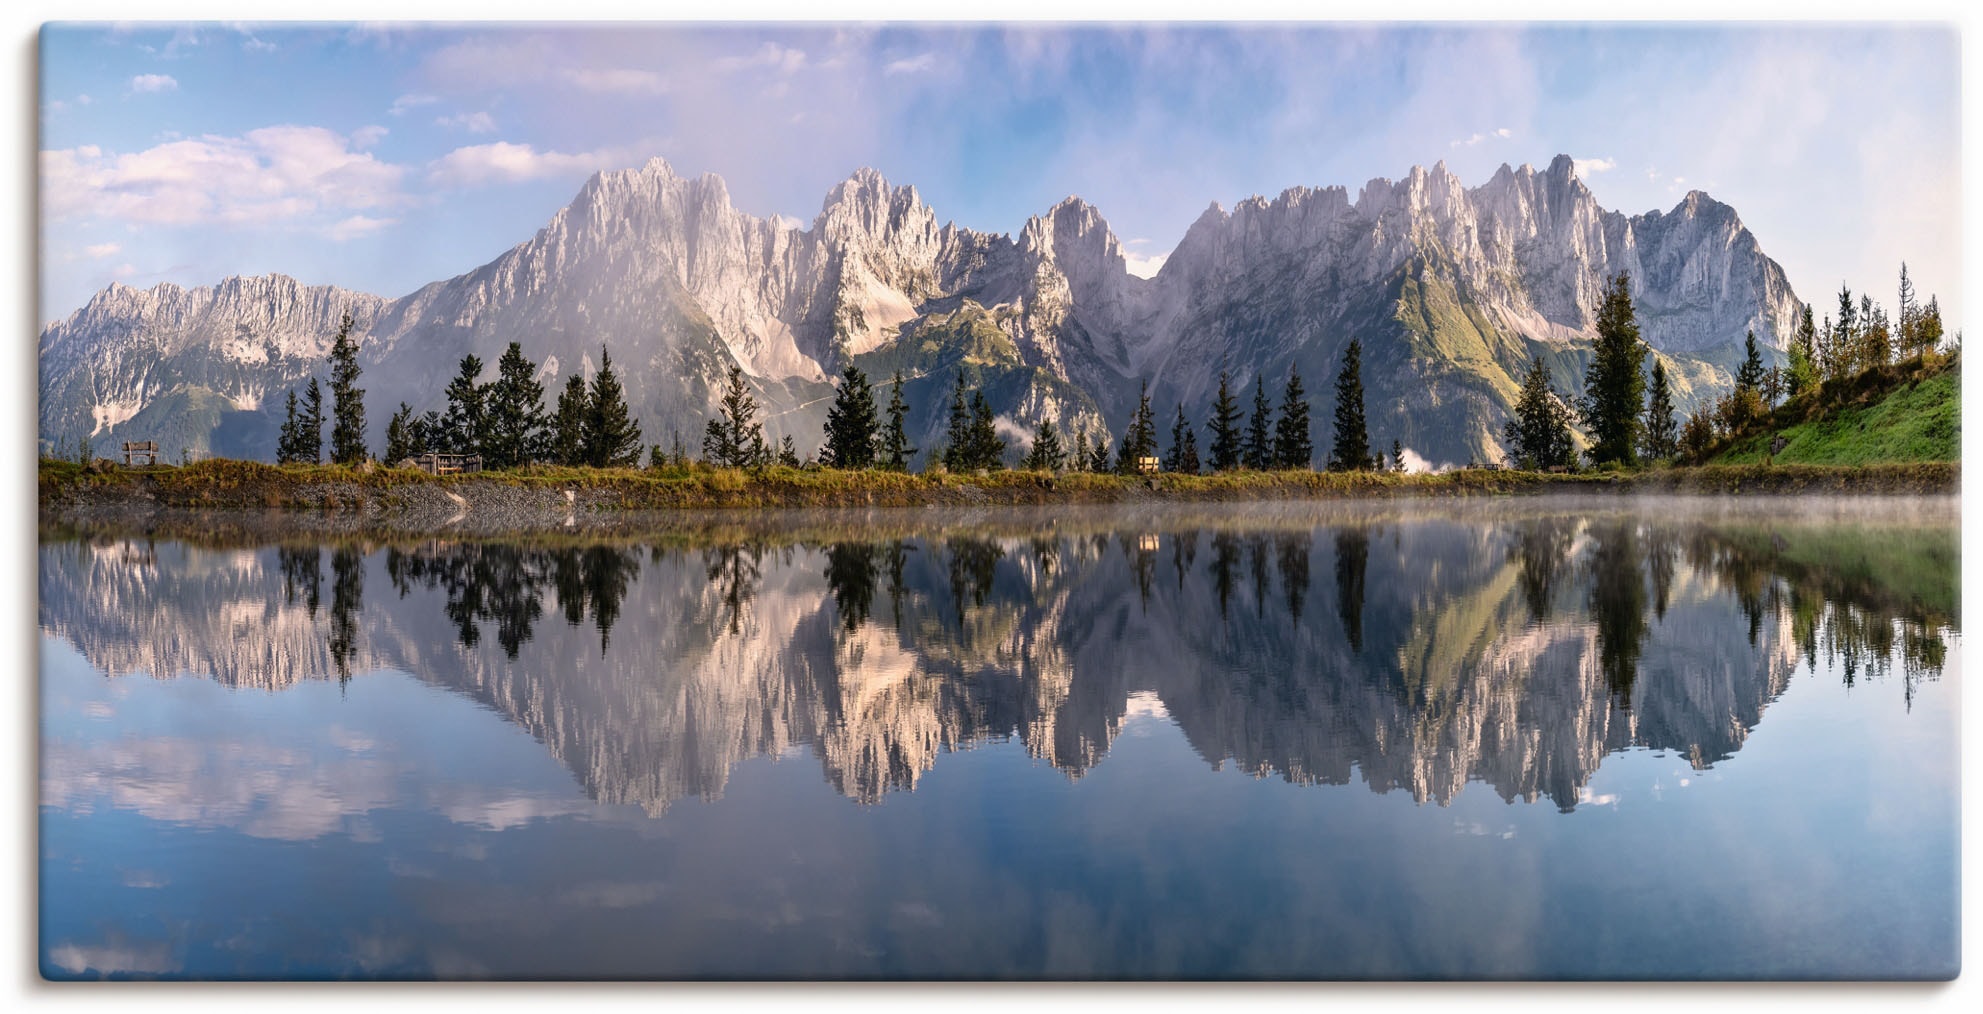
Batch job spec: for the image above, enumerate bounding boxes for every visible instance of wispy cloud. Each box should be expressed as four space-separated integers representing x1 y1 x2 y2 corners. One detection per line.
716 42 807 75
128 74 177 95
1572 156 1616 176
435 111 497 134
426 141 639 187
563 68 667 96
83 243 121 258
884 53 936 76
326 215 397 241
388 92 439 116
42 126 408 227
1449 127 1512 148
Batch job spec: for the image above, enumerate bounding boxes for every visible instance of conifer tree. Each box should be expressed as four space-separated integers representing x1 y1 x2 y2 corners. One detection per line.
384 402 419 463
1859 295 1890 372
1642 358 1678 461
277 388 302 464
942 373 972 472
1244 376 1274 470
1735 330 1766 396
1164 406 1195 474
1207 368 1242 471
1920 296 1945 355
703 364 764 467
484 342 547 469
1328 340 1370 472
300 377 325 464
1504 356 1575 470
1274 365 1312 469
1116 380 1159 474
1088 432 1112 473
965 391 1005 471
1391 439 1405 473
1787 305 1819 398
1897 263 1919 355
415 411 441 455
1580 273 1647 466
880 371 915 470
1024 417 1066 472
440 354 485 456
1072 429 1091 473
551 374 589 466
1179 417 1201 475
1829 285 1858 382
583 347 642 468
327 311 367 465
822 363 880 469
778 434 801 467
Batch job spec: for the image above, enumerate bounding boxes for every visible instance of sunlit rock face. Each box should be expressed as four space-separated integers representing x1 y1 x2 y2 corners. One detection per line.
42 510 1923 817
41 155 1800 466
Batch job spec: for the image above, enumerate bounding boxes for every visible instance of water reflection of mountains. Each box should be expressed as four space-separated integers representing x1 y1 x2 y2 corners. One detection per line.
40 514 1955 813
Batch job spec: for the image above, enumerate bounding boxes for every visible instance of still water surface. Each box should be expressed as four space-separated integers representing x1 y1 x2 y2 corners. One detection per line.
37 500 1959 979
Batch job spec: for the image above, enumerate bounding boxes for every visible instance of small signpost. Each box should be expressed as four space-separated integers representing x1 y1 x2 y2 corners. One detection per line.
121 440 158 466
1136 455 1161 474
412 452 483 476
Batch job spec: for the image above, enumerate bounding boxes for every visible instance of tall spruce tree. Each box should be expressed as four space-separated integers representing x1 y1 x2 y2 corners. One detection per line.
582 347 642 467
966 391 1005 471
703 364 764 467
1642 359 1679 461
942 374 973 472
551 374 589 466
1787 305 1819 398
327 311 367 464
1829 284 1858 382
1897 263 1920 356
1023 417 1066 472
1207 369 1243 471
880 371 915 471
384 402 419 463
778 435 801 468
298 378 325 464
440 355 486 456
1328 340 1370 472
1735 330 1766 395
1920 296 1945 354
1164 406 1192 473
1072 429 1091 473
484 341 547 469
1274 365 1312 470
277 388 303 464
1088 432 1113 473
1504 356 1576 470
1580 273 1647 466
1244 376 1274 470
1391 439 1405 473
1116 380 1159 474
821 363 880 469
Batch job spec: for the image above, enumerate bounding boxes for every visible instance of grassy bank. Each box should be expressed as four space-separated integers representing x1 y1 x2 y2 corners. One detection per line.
38 455 1959 516
1711 353 1959 466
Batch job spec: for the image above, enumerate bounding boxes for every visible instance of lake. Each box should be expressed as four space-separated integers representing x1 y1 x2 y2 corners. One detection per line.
36 498 1960 980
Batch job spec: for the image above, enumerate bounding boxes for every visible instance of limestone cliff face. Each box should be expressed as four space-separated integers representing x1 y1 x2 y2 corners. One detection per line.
40 155 1801 467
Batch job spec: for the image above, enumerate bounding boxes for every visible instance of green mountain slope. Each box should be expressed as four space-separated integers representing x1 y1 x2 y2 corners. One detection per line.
1713 355 1959 466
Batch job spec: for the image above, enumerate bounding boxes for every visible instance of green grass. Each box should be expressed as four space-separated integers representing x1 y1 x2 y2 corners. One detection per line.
1714 355 1959 466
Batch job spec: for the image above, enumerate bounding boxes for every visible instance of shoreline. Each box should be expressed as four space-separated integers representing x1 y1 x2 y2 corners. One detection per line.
38 459 1960 539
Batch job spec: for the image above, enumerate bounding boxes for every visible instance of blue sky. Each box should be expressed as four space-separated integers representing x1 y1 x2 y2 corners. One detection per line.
37 21 1963 332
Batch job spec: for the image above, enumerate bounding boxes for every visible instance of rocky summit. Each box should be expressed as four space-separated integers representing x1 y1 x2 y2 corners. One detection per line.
39 154 1802 467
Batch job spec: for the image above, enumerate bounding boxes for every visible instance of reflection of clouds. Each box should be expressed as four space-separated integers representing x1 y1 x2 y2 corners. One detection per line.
426 787 597 831
119 867 167 889
557 880 673 909
47 935 179 976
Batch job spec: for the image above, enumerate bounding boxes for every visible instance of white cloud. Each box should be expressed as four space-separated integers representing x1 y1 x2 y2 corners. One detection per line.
435 111 497 134
717 42 807 75
350 124 389 149
1572 156 1616 176
128 74 178 95
1449 127 1512 148
884 53 936 76
1123 251 1167 279
83 243 121 259
326 215 397 241
388 92 439 116
563 68 668 96
42 126 408 227
427 141 634 187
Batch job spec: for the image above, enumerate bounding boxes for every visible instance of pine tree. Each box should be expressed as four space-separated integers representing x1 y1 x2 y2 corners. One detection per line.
1859 295 1890 372
1328 340 1370 472
1504 356 1575 470
1735 330 1766 395
1116 380 1159 474
384 402 419 463
299 378 325 464
1920 296 1945 355
821 363 880 469
1072 429 1091 473
1179 419 1201 475
1207 369 1242 471
1829 284 1857 382
1897 263 1920 356
277 388 302 464
1787 305 1819 398
1273 365 1312 469
1164 406 1193 473
1088 432 1113 473
966 391 1005 471
942 373 972 472
1642 358 1678 461
1391 439 1405 473
327 311 367 465
1023 417 1066 472
551 374 589 466
583 347 642 468
778 434 801 468
440 355 485 456
484 342 547 469
1580 273 1648 466
1244 376 1274 470
880 371 915 471
704 364 764 468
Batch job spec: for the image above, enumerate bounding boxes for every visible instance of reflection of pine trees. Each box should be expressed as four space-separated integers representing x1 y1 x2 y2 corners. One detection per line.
1248 536 1271 620
824 543 881 631
1210 532 1240 619
1277 532 1311 622
1587 521 1649 707
1120 533 1156 609
1333 529 1366 651
945 537 1004 623
1171 528 1198 591
382 543 641 657
328 545 363 683
277 546 321 617
1511 518 1575 623
703 542 764 636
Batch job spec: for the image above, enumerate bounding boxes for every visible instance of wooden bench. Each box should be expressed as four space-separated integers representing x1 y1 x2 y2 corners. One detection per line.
121 440 159 466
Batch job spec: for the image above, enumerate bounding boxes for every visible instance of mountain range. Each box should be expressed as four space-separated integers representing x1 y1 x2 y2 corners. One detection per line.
38 154 1802 467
